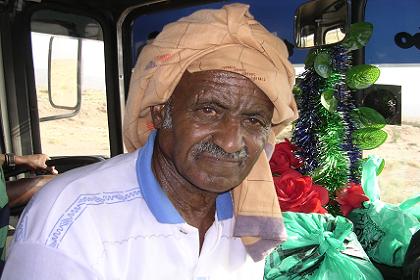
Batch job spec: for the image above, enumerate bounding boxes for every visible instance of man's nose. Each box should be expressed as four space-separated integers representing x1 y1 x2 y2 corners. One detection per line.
213 117 245 154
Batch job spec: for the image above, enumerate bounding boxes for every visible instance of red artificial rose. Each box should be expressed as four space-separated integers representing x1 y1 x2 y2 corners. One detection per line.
336 183 370 216
269 139 302 175
274 170 329 214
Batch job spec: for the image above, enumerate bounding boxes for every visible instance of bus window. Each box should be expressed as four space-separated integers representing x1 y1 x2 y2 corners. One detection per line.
31 10 110 157
364 0 420 203
129 0 308 67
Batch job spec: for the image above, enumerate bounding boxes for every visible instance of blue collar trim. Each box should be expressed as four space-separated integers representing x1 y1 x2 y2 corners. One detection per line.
136 131 233 224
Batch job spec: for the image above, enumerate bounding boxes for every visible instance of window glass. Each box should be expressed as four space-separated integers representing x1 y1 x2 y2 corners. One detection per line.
131 0 308 66
31 11 110 156
364 0 420 203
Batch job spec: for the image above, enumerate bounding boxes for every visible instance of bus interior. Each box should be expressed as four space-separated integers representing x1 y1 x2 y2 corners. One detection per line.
0 0 419 277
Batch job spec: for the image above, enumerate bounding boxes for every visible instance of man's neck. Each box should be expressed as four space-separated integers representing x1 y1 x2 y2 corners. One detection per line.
151 141 217 231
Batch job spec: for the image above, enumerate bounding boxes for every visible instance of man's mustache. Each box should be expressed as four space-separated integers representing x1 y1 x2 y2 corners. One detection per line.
192 141 248 161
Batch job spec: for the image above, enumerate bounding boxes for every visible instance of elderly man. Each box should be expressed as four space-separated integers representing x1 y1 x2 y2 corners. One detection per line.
2 3 297 279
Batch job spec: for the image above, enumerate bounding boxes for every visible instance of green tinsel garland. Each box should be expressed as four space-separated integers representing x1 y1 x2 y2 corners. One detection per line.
311 72 349 192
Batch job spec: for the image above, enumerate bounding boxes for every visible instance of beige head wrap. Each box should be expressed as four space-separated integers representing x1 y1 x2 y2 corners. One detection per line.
124 3 298 261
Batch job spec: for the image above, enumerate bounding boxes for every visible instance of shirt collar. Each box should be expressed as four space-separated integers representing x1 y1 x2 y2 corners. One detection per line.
136 130 233 224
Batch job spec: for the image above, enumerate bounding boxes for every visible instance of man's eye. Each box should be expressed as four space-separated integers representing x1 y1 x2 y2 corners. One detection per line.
247 117 263 126
201 107 217 115
244 117 270 130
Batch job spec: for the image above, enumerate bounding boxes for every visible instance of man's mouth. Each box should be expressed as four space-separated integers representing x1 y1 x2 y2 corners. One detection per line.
191 141 249 162
199 152 246 164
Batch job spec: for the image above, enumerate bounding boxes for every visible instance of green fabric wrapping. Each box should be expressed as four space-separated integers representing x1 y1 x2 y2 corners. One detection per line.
347 156 420 267
399 195 420 221
361 155 382 202
349 200 420 267
264 212 383 280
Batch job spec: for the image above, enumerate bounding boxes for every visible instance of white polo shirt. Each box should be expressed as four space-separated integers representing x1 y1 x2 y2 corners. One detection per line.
2 132 264 280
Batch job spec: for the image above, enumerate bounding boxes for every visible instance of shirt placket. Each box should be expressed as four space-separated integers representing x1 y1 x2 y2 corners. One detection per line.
173 223 200 278
192 219 224 280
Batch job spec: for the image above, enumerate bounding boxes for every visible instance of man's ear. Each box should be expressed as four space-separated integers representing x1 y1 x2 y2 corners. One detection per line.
150 104 166 129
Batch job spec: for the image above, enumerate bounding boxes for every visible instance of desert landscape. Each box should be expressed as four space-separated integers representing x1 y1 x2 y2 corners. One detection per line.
37 59 110 157
364 123 420 204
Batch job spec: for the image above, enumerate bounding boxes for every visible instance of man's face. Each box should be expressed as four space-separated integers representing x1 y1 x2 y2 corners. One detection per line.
153 70 274 193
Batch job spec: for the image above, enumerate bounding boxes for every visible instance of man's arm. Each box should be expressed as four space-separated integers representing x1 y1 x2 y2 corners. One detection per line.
0 155 6 167
6 175 55 208
1 153 57 175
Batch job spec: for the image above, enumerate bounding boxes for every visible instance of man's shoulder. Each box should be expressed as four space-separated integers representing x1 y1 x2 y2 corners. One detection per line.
39 150 140 199
12 151 145 243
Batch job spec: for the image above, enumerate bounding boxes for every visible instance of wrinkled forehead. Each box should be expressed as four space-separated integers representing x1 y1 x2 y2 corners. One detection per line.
175 69 272 101
169 69 274 118
182 69 249 82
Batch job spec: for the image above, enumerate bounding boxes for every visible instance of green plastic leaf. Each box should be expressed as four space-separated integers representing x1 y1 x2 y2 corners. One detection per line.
304 49 317 68
341 22 373 51
353 128 388 150
351 107 387 129
321 89 337 112
292 85 302 97
314 52 332 78
376 158 385 176
346 64 380 90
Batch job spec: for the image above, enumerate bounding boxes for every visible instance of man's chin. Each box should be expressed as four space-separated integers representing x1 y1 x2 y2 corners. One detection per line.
190 174 245 194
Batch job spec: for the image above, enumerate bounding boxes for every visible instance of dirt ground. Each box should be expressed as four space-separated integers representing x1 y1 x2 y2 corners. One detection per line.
37 88 110 157
364 124 420 204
